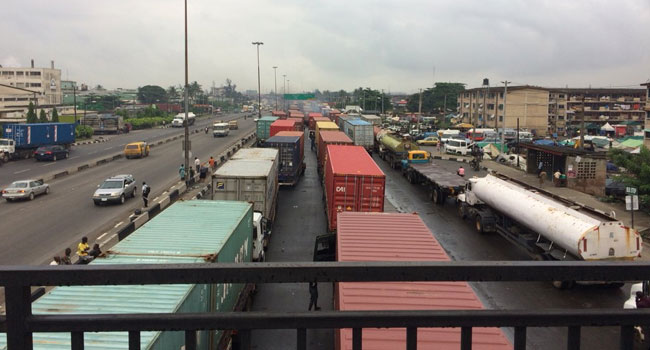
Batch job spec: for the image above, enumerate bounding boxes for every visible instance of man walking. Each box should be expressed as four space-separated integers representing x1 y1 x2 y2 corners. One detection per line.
194 157 201 173
309 131 316 151
209 156 215 170
308 282 321 311
179 164 186 182
142 181 150 207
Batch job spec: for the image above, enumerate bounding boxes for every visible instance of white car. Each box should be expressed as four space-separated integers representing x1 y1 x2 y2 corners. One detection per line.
2 179 50 201
444 139 472 156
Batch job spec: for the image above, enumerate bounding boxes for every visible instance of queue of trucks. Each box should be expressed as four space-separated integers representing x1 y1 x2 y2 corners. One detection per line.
0 122 76 163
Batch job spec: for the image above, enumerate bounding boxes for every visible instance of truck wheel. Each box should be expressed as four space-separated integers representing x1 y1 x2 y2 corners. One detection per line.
475 215 485 234
457 202 466 219
552 280 575 290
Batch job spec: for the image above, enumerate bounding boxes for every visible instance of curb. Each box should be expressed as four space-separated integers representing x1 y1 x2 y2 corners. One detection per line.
73 138 110 146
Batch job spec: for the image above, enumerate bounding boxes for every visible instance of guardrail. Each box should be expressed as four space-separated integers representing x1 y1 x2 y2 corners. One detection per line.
2 261 650 350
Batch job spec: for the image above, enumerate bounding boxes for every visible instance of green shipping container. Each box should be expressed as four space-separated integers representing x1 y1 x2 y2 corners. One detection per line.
1 200 253 350
256 116 278 141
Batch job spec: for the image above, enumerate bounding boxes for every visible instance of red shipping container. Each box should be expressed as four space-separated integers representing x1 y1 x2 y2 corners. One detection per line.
335 212 512 350
271 110 287 118
269 119 297 137
288 117 304 131
318 131 353 173
309 116 330 130
324 145 385 231
275 131 304 162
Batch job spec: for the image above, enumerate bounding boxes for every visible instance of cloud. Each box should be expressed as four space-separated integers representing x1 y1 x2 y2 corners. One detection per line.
2 0 648 93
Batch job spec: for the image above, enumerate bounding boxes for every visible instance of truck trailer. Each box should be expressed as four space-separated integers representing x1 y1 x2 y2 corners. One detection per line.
0 123 75 161
401 150 467 204
376 132 419 169
458 174 642 288
263 135 304 186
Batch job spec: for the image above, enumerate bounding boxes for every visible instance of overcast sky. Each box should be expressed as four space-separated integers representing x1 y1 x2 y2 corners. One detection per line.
2 0 649 94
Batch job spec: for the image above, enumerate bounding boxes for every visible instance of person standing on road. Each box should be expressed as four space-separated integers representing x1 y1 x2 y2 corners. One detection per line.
309 131 316 151
457 166 465 177
179 164 186 181
209 156 215 170
142 181 150 207
308 282 321 311
194 157 201 173
537 160 544 175
61 248 72 265
436 140 441 153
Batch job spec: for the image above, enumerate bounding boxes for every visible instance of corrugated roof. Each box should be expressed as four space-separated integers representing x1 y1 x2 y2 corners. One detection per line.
231 148 278 161
327 145 384 176
336 212 511 350
347 119 371 126
266 135 300 143
316 121 338 129
320 131 353 143
214 159 275 178
259 116 279 122
271 119 296 127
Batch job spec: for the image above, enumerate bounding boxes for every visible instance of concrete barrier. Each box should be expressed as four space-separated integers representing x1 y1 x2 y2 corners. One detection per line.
53 171 69 179
133 212 150 229
116 221 136 241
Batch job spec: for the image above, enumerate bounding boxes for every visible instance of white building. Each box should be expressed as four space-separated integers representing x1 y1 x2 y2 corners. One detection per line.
0 60 62 121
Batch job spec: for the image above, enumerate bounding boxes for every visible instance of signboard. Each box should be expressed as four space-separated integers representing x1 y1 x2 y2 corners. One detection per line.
626 187 637 195
283 93 315 100
626 195 639 211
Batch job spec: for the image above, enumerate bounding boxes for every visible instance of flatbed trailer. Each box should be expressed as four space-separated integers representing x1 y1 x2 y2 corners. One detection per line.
403 162 466 204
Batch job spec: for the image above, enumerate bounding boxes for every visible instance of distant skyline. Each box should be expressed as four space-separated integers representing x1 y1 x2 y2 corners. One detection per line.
2 0 649 94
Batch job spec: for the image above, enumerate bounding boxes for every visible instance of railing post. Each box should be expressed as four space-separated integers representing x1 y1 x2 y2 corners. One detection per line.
129 331 141 350
567 326 581 350
461 327 472 350
406 327 417 350
5 285 33 350
71 332 84 350
297 328 307 350
185 330 197 350
514 326 527 350
239 329 251 350
353 328 362 350
620 325 634 350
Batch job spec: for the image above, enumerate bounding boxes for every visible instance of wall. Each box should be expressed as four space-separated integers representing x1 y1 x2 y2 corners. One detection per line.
565 155 606 196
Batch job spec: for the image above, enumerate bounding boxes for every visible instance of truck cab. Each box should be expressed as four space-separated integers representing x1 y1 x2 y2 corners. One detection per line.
0 139 15 163
213 122 230 137
253 211 271 262
400 150 430 169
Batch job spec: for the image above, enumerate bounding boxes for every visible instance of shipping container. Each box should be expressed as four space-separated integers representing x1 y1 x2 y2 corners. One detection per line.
317 131 353 174
315 121 339 147
11 200 254 350
2 123 75 148
275 131 305 164
288 117 305 131
269 119 298 137
213 157 279 221
360 114 381 125
309 116 330 130
230 147 279 162
336 114 360 131
343 119 373 149
271 110 287 118
255 116 279 141
335 212 512 350
324 145 385 231
264 135 303 185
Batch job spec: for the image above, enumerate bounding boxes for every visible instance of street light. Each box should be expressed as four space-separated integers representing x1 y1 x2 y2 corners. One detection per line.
252 41 264 119
282 74 286 110
482 78 489 129
183 0 190 181
273 66 278 111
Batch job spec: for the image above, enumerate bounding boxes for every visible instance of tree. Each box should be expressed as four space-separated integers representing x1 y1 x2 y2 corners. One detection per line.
51 108 59 122
137 85 168 103
26 102 38 123
406 82 465 114
167 86 180 102
39 109 48 123
609 146 650 210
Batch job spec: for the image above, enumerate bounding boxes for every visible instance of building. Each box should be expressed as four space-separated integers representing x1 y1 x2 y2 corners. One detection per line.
0 60 62 121
642 82 650 149
457 86 550 136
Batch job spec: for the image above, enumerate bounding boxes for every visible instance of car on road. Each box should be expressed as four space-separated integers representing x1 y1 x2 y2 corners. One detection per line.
92 174 137 205
416 136 439 146
34 145 69 161
444 139 472 156
2 179 49 202
124 141 150 159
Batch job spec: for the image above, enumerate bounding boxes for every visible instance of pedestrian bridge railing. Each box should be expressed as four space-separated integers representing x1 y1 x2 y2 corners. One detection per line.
1 261 649 350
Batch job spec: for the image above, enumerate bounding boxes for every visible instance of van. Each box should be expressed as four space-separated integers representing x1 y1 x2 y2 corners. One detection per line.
124 142 150 159
444 139 471 155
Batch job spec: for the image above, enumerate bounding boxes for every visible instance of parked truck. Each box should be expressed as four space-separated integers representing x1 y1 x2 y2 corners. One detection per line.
0 123 75 162
343 119 374 152
376 132 419 169
82 114 127 134
10 200 264 350
263 135 305 186
171 112 196 127
457 174 642 288
401 150 467 204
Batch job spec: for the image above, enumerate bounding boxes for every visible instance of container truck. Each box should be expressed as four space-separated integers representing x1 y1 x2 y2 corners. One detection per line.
313 212 511 350
400 150 467 204
0 123 75 161
343 119 373 151
376 132 419 169
171 112 196 127
269 119 298 137
317 130 353 175
255 116 279 143
288 117 305 131
457 174 642 288
13 200 263 350
212 150 279 223
324 145 385 231
275 131 304 162
315 121 339 147
82 114 126 134
263 135 304 186
309 116 330 130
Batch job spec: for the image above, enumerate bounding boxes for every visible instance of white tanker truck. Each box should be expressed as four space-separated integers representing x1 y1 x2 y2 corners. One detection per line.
457 174 642 289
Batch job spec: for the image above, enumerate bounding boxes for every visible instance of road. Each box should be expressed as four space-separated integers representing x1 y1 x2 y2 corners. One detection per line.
0 113 245 186
0 114 256 266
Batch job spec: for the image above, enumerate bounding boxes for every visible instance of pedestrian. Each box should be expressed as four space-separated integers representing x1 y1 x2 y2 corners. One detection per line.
61 248 72 265
77 236 91 264
205 126 209 134
179 164 186 181
89 244 103 259
537 160 544 175
436 140 441 153
308 282 321 311
538 171 547 187
309 131 316 151
209 156 215 170
194 157 201 173
50 256 61 265
457 166 465 177
142 181 150 207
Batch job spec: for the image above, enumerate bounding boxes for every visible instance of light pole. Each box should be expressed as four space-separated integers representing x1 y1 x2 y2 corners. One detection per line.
282 74 286 110
501 81 510 152
482 78 489 129
252 41 264 119
273 66 278 111
183 0 190 180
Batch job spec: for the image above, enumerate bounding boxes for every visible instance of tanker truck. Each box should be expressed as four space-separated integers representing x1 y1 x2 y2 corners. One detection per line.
457 173 642 289
376 132 419 169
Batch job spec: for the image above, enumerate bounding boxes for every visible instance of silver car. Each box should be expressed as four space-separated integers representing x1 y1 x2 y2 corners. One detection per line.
2 180 50 202
93 174 137 205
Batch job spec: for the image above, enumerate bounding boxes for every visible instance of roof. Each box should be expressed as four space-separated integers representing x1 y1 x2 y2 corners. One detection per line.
320 130 353 143
231 148 278 161
618 138 644 148
275 131 304 137
327 145 384 176
271 119 296 127
259 116 279 122
214 159 275 177
521 142 607 158
336 212 511 350
347 119 371 126
265 135 300 144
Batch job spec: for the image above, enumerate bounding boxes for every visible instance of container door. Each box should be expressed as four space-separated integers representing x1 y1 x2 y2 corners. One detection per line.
331 175 358 227
357 176 385 212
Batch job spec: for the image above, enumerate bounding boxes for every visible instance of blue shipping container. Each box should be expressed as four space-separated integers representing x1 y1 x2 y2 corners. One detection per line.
263 135 302 185
3 123 75 148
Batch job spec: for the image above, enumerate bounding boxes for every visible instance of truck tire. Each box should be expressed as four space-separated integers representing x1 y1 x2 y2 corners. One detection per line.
457 202 466 219
552 280 575 290
475 215 485 234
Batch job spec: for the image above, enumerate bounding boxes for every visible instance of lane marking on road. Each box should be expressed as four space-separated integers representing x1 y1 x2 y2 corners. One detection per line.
114 221 124 228
162 191 168 195
97 232 110 241
88 151 98 155
13 169 30 174
69 156 79 160
104 147 113 150
41 162 56 167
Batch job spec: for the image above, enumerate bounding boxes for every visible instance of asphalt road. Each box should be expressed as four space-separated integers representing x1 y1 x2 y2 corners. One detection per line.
0 115 256 266
0 113 246 186
374 154 630 350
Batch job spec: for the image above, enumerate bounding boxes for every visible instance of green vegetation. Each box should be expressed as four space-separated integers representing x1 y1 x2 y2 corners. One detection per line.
126 116 175 129
26 102 37 123
137 85 168 103
38 109 48 123
51 108 59 122
406 82 465 114
75 125 94 139
609 146 650 210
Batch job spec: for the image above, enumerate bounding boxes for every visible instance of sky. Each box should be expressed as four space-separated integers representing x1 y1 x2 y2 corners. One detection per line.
2 0 649 94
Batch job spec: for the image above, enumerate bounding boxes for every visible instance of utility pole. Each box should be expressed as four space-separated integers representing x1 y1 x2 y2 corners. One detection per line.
418 88 423 114
282 75 286 110
501 81 510 152
579 92 586 150
73 83 77 124
381 89 385 115
252 41 264 119
272 66 278 111
482 78 489 128
494 90 499 131
183 0 190 179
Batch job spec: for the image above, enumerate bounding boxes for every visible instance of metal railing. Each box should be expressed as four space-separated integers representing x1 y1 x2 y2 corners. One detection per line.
2 261 650 350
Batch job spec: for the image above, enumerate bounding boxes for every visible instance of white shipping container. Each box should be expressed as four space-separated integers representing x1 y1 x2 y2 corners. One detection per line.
344 119 374 148
360 114 382 125
231 148 279 161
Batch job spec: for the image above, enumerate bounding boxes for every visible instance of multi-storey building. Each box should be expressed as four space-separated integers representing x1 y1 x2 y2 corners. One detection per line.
457 86 550 136
0 60 62 120
642 82 650 148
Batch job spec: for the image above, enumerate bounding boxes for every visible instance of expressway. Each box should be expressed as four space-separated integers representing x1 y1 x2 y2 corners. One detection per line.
0 113 256 266
0 113 246 186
